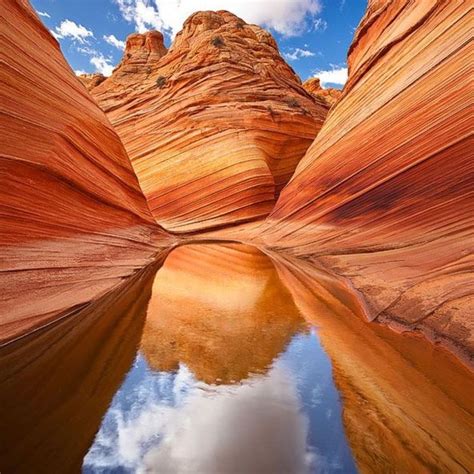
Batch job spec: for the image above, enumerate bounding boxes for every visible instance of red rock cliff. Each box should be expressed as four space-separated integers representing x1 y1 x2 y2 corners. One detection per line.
91 11 327 232
264 0 473 365
0 0 170 342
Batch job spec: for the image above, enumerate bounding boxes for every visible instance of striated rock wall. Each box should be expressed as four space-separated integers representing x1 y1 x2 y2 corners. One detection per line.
264 0 473 364
0 0 170 343
91 11 327 232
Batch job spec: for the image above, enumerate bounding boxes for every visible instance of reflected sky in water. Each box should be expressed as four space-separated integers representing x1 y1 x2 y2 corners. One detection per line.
84 329 356 474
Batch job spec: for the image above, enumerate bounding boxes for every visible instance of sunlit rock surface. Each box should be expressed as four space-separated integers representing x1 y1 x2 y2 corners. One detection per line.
90 11 327 232
264 0 473 365
303 78 342 108
0 0 170 343
141 243 306 383
273 255 474 473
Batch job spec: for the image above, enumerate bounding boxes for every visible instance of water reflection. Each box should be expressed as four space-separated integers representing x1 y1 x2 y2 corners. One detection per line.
84 244 356 473
271 252 474 473
0 243 473 473
0 261 162 474
141 243 307 383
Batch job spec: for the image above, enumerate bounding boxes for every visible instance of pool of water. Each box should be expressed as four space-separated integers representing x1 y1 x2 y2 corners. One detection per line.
1 243 473 473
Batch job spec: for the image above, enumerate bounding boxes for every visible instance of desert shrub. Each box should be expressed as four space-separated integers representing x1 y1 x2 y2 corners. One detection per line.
211 36 225 48
156 76 167 88
286 98 300 108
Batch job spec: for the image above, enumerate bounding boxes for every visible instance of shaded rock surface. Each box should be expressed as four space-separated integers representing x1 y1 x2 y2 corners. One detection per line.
303 77 342 108
90 11 327 232
0 0 170 343
264 0 473 364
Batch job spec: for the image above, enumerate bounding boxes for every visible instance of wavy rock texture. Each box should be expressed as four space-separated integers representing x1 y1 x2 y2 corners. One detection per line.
273 255 474 473
141 243 305 384
91 11 327 232
0 0 169 343
303 78 342 108
265 0 473 365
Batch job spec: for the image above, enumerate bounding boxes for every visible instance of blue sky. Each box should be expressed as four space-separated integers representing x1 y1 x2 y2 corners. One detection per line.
31 0 367 88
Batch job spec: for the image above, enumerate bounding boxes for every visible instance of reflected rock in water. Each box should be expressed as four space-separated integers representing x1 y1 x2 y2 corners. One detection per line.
272 253 474 473
0 261 162 474
141 243 307 384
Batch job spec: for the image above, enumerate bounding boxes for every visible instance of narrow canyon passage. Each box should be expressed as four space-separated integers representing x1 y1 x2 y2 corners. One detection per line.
1 243 472 473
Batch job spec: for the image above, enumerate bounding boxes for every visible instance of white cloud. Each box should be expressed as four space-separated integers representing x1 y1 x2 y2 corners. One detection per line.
52 19 94 43
114 0 322 37
284 47 316 61
104 34 126 49
36 10 51 18
84 364 316 473
77 46 115 76
313 65 348 87
90 54 115 76
313 18 327 32
74 69 88 75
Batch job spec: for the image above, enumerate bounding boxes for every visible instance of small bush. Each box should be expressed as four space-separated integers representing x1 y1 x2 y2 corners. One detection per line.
156 76 167 88
286 98 299 108
211 36 225 48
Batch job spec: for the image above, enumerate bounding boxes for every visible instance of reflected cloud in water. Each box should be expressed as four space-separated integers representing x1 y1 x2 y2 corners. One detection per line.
85 332 352 474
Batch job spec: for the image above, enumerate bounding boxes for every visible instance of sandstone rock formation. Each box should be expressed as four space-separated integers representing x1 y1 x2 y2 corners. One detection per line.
303 78 342 108
0 0 170 343
78 72 106 92
264 0 473 365
90 11 327 232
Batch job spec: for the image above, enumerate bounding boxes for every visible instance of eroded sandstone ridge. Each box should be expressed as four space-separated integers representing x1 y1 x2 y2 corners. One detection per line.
78 72 106 92
303 78 342 108
90 11 327 232
264 0 473 364
0 0 169 342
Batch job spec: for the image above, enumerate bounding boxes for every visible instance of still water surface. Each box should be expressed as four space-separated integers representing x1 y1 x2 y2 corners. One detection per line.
1 243 473 473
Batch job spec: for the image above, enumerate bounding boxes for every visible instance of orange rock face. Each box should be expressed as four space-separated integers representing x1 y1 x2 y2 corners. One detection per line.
78 73 106 92
302 78 342 108
91 11 327 232
0 0 170 342
264 1 473 364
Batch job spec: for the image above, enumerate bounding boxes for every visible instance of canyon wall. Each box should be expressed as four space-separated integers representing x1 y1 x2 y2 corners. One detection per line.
0 0 169 342
264 0 473 364
90 12 328 232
